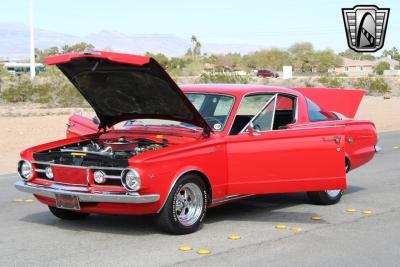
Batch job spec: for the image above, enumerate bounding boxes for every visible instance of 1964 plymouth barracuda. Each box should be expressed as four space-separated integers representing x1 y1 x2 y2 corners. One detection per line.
15 51 380 234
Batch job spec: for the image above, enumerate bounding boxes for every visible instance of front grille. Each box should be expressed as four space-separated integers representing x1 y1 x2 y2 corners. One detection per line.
33 162 123 187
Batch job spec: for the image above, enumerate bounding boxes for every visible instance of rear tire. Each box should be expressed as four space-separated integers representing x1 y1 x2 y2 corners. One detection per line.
48 206 90 220
307 189 343 205
155 174 207 235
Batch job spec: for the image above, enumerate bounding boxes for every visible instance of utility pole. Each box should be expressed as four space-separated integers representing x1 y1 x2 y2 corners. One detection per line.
29 0 35 79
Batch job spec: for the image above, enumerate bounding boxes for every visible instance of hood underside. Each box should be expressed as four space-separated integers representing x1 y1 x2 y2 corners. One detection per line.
45 51 211 132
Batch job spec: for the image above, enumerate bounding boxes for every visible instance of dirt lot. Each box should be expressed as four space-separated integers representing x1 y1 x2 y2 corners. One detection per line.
1 96 399 175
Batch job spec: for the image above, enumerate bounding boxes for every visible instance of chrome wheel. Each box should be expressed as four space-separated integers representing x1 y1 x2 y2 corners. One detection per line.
325 189 341 198
175 183 204 227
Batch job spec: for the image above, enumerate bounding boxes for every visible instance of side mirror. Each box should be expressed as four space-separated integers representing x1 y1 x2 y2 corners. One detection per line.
92 116 100 125
247 123 260 136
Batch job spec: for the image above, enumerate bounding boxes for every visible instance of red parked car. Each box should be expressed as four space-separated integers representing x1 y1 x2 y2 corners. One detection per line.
256 69 279 78
15 51 380 234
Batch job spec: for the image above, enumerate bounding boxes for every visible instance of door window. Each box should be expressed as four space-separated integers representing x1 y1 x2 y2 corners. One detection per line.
251 96 276 132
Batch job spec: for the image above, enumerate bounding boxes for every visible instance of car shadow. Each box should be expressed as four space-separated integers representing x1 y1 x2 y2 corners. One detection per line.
206 185 364 224
19 185 365 235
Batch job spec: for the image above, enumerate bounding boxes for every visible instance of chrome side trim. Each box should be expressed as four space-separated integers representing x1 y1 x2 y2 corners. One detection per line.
375 144 382 153
15 181 159 204
211 194 254 205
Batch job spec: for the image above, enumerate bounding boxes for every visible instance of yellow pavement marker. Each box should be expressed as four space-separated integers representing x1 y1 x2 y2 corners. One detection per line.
197 249 210 255
290 227 302 232
25 199 34 203
362 210 373 215
346 208 357 212
275 224 287 229
178 246 192 251
14 199 24 202
311 216 321 221
228 235 241 240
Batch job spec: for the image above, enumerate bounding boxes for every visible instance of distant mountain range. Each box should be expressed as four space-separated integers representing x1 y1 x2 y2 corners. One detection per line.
0 23 266 60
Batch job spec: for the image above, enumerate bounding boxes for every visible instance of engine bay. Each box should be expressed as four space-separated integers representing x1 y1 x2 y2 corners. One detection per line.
33 136 167 167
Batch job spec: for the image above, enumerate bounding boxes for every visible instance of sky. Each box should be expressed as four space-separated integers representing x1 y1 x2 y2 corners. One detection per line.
1 0 399 53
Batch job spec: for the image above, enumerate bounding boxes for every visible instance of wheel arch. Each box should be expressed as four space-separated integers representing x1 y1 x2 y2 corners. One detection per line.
157 169 213 213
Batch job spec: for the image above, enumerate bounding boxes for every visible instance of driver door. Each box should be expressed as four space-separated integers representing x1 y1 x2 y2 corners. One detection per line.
225 94 346 195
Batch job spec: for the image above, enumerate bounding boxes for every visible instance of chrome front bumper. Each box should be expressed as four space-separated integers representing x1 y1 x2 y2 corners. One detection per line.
375 144 382 153
15 181 160 204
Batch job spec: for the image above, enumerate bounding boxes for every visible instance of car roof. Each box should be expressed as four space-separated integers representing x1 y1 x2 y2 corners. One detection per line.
180 84 301 98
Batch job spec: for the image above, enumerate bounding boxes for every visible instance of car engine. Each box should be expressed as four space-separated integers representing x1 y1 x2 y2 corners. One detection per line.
33 136 166 167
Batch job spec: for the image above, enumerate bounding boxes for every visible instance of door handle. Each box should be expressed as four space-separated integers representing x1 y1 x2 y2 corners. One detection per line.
323 136 341 144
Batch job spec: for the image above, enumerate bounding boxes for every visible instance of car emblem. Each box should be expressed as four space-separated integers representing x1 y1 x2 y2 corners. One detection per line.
342 5 390 52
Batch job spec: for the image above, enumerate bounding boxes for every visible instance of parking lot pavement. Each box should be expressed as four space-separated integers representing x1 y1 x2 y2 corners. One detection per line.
0 131 399 267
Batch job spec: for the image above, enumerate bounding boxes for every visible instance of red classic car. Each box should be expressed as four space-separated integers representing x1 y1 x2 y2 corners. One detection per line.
15 51 380 234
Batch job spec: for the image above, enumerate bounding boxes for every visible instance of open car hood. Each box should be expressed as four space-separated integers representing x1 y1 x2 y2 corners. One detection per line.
45 51 212 134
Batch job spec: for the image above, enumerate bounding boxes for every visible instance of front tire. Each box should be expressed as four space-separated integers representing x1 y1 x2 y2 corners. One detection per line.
307 189 343 205
48 206 90 220
156 174 207 235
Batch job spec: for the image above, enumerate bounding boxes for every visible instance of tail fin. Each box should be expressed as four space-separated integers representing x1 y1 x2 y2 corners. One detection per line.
292 88 365 118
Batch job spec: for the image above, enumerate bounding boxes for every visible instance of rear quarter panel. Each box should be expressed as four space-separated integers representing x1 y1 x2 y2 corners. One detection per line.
293 120 377 170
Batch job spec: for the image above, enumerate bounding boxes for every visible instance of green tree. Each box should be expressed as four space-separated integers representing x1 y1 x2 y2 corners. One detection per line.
144 52 169 68
289 42 316 72
383 47 400 61
186 35 202 60
214 53 243 70
245 48 291 71
314 49 342 73
374 61 390 75
338 49 375 60
61 42 95 53
35 42 95 63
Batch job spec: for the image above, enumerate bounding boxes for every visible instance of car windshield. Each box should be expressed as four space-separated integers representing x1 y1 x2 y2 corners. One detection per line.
123 93 235 131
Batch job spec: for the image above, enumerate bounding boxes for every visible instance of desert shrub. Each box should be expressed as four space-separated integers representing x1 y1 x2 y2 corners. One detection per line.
1 78 33 102
304 78 315 87
369 78 391 94
317 76 345 88
0 71 86 107
0 66 9 78
374 61 390 75
199 71 249 84
352 77 391 95
351 77 373 90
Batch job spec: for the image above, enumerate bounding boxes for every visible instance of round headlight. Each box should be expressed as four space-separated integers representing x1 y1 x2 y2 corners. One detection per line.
122 169 141 191
45 166 54 179
94 170 106 184
18 160 33 180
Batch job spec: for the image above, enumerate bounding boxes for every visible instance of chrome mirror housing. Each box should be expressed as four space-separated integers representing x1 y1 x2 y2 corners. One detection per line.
247 123 260 136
